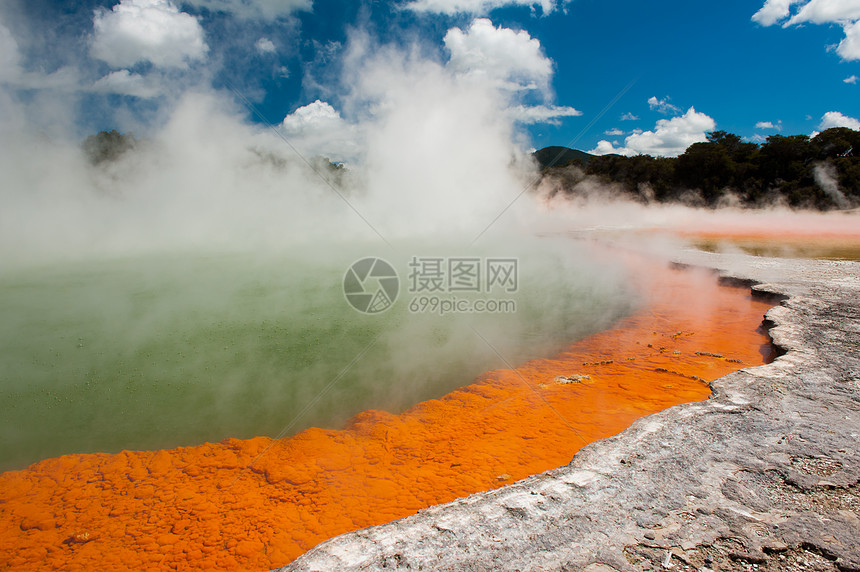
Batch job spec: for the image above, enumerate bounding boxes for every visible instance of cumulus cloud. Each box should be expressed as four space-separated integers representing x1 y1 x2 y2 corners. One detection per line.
90 0 208 69
281 99 362 161
620 112 639 121
507 104 581 124
589 140 624 156
648 96 681 115
754 0 860 61
819 110 860 130
282 99 341 132
845 74 859 83
786 0 860 25
838 19 860 60
604 128 624 136
255 37 276 54
92 69 164 98
755 120 782 130
181 0 312 20
404 0 558 16
752 0 804 25
444 18 553 92
590 107 716 157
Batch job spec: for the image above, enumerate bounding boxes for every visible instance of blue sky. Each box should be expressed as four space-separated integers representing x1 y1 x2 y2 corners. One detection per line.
1 0 859 158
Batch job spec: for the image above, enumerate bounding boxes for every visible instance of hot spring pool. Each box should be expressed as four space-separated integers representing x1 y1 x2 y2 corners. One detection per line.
0 240 636 470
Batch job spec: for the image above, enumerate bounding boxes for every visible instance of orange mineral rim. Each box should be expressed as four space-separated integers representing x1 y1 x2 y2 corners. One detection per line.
0 260 777 571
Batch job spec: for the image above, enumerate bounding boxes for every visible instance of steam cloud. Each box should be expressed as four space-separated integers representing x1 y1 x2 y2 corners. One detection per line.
0 11 576 258
2 2 858 469
0 8 641 467
813 162 851 209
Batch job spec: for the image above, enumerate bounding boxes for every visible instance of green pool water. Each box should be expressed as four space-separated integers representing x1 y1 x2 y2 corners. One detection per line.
0 242 636 471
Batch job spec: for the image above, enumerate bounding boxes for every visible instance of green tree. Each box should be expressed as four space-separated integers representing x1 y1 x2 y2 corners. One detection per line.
706 130 758 163
543 128 858 209
82 130 136 165
675 141 733 204
757 134 812 183
812 128 860 159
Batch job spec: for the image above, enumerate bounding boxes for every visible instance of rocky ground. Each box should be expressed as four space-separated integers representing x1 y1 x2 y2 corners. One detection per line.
277 251 860 572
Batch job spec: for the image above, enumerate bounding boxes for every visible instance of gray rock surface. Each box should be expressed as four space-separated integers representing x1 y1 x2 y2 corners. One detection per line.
277 251 860 572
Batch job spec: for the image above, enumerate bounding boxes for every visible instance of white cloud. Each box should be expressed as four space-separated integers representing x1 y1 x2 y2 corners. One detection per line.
90 0 208 69
404 0 558 16
590 140 626 156
754 0 860 61
282 99 343 133
590 107 716 157
281 99 361 161
648 96 681 115
845 74 859 83
255 37 276 54
444 18 553 92
755 121 782 130
3 15 169 98
92 69 163 98
604 128 625 136
0 22 80 91
838 19 860 60
752 0 804 25
620 112 639 121
181 0 311 19
819 110 860 129
508 104 581 124
786 0 860 25
0 21 21 82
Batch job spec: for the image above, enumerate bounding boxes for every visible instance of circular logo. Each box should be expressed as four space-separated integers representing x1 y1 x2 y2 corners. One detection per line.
343 257 399 314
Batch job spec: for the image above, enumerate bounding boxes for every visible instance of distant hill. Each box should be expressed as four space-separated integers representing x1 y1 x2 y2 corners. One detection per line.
534 146 595 169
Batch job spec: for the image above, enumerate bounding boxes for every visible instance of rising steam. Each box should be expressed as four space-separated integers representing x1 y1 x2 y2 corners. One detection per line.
2 9 858 470
0 21 642 469
813 162 851 210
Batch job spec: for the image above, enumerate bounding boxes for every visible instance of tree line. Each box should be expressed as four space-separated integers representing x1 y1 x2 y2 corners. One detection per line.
539 128 860 209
